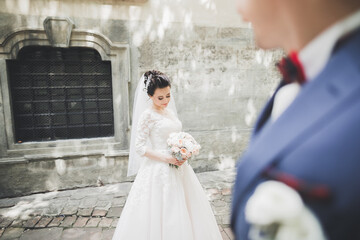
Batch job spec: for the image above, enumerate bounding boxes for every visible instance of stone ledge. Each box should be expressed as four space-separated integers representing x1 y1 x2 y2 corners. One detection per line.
24 151 105 161
0 150 129 165
0 157 28 165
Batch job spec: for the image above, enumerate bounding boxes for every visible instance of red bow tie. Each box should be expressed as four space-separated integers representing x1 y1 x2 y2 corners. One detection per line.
276 51 306 85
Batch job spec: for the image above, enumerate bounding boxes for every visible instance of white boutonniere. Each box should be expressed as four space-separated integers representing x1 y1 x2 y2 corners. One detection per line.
245 181 327 240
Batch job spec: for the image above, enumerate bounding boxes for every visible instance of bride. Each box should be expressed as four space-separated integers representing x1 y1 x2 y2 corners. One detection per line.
112 70 222 240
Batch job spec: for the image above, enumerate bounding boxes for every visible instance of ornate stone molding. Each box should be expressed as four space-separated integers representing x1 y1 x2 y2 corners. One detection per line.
0 28 129 61
43 17 75 47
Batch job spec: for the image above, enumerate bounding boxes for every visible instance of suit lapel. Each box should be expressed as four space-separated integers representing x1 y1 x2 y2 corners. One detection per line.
235 29 360 203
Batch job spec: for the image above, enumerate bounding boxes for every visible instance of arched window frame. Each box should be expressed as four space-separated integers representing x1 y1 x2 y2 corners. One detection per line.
0 26 131 159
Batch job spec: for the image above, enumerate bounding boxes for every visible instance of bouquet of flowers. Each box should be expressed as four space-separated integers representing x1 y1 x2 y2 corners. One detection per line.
167 132 201 168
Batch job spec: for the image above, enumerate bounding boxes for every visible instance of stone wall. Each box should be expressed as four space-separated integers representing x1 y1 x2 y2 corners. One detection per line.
0 0 282 197
133 25 282 171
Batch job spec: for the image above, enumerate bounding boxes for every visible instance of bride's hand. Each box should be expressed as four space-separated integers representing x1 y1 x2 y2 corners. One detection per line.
163 155 180 166
175 156 188 167
177 159 186 166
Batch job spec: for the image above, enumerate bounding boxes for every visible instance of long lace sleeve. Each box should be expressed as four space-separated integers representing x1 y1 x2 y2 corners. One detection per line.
135 110 153 156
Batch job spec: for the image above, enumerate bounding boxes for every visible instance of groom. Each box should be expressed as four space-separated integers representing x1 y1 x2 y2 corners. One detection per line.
231 0 360 239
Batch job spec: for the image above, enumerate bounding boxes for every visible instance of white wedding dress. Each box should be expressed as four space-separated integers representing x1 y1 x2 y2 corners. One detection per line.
112 107 222 240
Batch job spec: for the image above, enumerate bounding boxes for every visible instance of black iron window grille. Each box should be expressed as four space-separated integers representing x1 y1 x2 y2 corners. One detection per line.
7 46 114 143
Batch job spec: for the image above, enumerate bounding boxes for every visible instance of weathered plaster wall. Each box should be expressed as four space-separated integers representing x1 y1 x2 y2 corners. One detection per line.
0 0 282 197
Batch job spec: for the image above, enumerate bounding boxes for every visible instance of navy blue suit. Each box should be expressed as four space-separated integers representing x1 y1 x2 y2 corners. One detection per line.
231 28 360 240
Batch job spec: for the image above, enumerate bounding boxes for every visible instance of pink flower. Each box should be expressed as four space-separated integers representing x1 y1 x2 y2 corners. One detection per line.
180 148 188 155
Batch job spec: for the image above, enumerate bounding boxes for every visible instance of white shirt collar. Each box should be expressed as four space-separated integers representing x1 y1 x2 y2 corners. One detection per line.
299 10 360 81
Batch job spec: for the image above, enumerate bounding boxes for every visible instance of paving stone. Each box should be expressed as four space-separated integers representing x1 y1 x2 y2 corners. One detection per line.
23 216 41 228
0 227 24 239
42 204 64 216
28 211 43 219
38 192 58 201
61 228 102 240
221 188 232 196
76 188 101 198
221 214 231 225
53 196 71 202
95 200 111 207
110 218 118 228
92 210 107 217
95 201 111 210
29 209 44 217
111 197 126 207
106 208 122 218
0 169 235 239
101 228 115 240
54 191 71 198
212 199 226 207
77 208 93 217
98 218 113 228
19 228 62 240
0 199 17 208
10 219 25 228
223 227 235 240
64 200 80 206
34 217 52 228
85 218 101 228
47 216 64 227
18 196 35 203
213 205 229 215
111 184 132 198
223 195 232 203
60 216 77 227
70 194 87 200
221 230 231 240
50 197 70 204
73 217 89 228
0 219 12 228
61 205 78 216
79 198 97 208
215 215 222 225
210 194 223 201
206 188 223 201
206 188 221 195
97 195 113 201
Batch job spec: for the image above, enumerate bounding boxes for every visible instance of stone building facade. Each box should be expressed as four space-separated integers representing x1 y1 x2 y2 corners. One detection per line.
0 0 282 198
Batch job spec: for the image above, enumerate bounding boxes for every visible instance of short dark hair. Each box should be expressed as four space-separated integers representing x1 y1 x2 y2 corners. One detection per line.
144 70 171 96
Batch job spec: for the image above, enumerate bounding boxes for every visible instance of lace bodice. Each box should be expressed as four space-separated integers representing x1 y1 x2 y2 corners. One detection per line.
135 108 182 156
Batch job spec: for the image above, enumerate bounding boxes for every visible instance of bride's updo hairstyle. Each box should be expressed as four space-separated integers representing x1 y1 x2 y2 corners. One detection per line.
144 70 171 96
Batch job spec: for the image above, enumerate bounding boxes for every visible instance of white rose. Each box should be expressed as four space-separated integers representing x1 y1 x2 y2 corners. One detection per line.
245 181 326 240
246 181 303 225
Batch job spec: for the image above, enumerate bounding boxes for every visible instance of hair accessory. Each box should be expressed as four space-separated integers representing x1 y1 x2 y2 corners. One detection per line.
145 74 152 90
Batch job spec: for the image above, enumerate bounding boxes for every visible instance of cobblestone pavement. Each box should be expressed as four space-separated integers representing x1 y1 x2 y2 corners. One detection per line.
0 169 235 240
